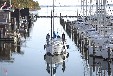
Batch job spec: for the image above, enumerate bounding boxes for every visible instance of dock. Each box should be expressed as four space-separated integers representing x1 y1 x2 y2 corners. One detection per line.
0 8 36 62
60 2 113 61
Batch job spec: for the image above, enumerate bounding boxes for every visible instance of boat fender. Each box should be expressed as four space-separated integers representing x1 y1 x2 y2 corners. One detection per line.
47 52 51 56
63 46 65 49
61 51 64 55
63 56 65 60
44 54 46 60
52 54 54 57
66 52 69 58
44 45 46 49
53 68 56 74
66 45 69 49
54 52 59 56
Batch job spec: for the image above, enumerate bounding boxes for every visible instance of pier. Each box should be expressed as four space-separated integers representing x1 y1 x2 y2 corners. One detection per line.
60 17 113 59
59 1 113 74
60 0 113 61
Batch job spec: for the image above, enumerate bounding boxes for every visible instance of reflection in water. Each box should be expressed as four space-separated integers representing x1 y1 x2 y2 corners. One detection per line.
0 42 14 63
88 56 113 76
44 52 69 76
0 19 33 63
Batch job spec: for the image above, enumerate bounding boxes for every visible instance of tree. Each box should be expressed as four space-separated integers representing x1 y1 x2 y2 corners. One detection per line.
0 0 41 10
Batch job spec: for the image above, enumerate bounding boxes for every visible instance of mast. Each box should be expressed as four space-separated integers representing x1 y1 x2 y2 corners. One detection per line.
90 0 92 24
103 0 106 37
90 0 92 16
77 9 78 18
96 0 99 33
10 0 11 7
50 0 54 76
83 0 84 18
86 0 87 17
51 10 53 39
81 0 82 11
53 0 54 33
50 63 52 76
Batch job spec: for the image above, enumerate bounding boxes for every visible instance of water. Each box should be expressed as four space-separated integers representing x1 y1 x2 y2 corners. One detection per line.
0 18 85 76
0 6 113 76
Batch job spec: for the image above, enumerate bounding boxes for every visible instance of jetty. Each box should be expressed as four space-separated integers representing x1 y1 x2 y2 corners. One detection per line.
60 0 113 60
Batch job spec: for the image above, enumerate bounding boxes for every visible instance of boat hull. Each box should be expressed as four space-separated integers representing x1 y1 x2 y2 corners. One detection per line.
45 38 68 55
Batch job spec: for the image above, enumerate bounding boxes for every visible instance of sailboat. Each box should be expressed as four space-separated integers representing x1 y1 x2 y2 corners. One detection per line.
44 0 69 55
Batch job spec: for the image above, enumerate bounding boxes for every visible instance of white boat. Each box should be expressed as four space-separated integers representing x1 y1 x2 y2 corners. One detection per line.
45 37 69 55
44 0 69 55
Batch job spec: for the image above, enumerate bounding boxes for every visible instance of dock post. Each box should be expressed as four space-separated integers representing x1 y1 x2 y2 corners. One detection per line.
78 32 80 48
108 47 111 75
84 38 87 59
81 35 84 55
79 34 82 52
108 47 111 62
74 28 77 44
77 29 79 47
93 42 95 72
60 13 61 19
11 17 15 31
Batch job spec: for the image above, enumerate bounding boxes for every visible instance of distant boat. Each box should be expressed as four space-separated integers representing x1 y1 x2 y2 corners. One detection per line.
44 0 69 55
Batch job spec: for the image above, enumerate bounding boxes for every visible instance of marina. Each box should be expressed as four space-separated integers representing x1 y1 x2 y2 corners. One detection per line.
60 0 113 59
0 0 113 76
60 0 113 76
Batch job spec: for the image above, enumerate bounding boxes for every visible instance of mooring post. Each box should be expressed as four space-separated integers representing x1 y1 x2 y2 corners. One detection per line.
108 47 111 62
74 28 77 44
107 47 111 76
77 29 79 47
93 42 95 72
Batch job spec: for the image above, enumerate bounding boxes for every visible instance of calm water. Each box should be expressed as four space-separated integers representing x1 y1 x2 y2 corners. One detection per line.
0 18 85 76
0 7 113 76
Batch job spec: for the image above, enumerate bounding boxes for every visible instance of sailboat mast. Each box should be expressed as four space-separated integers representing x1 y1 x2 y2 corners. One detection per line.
10 0 11 6
51 10 53 39
53 0 54 32
86 0 87 17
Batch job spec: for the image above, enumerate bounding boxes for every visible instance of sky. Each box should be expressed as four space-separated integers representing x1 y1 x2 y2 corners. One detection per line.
33 0 81 6
33 0 113 6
